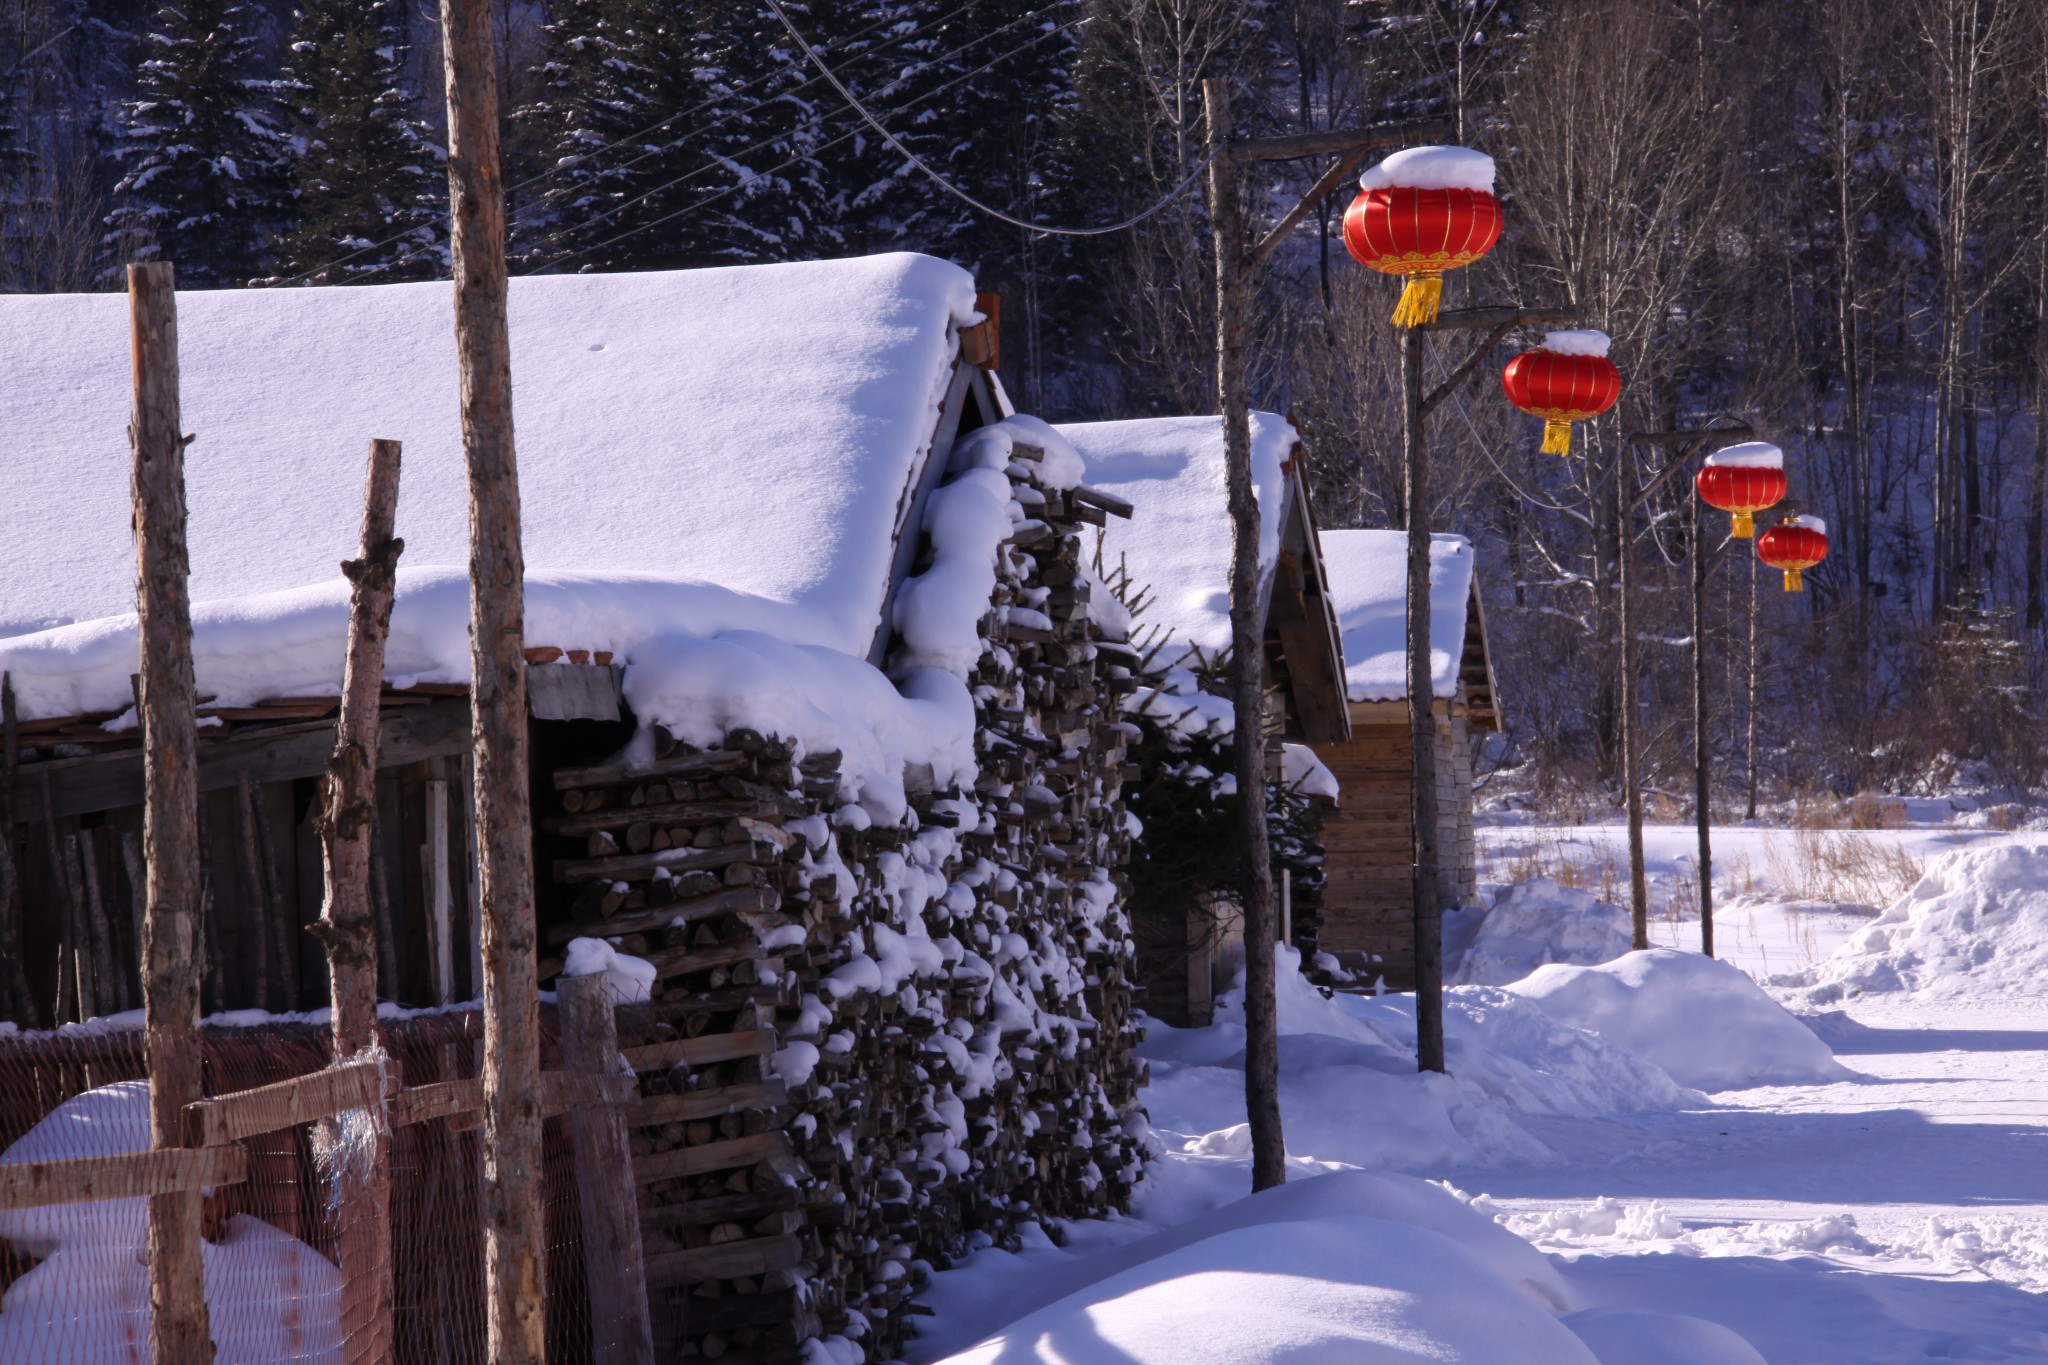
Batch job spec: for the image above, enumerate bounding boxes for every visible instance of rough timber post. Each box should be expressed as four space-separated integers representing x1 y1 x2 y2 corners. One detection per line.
557 972 656 1365
1693 494 1715 957
438 0 545 1355
1617 443 1650 950
313 438 403 1365
1401 325 1446 1075
129 260 213 1365
1203 76 1286 1192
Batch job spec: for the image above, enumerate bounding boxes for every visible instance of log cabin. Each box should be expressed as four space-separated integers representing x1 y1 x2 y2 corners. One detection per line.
1310 530 1502 987
1056 414 1350 1022
0 253 1147 1362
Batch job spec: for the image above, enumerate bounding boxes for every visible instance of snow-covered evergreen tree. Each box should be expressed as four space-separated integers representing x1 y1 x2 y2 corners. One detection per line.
107 0 288 284
269 0 442 283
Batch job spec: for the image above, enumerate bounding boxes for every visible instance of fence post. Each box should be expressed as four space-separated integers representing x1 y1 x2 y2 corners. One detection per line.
128 259 213 1365
557 972 655 1365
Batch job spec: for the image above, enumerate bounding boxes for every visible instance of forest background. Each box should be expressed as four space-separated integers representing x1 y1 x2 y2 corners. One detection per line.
4 0 2046 813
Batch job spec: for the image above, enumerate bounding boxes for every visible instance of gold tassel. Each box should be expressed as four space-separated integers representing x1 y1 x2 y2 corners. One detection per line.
1390 273 1444 328
1540 418 1573 456
1732 510 1756 539
1783 567 1804 592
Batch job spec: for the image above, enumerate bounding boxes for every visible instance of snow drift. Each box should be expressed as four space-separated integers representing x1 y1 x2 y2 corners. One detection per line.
1793 841 2048 1000
1508 949 1849 1090
1448 878 1632 986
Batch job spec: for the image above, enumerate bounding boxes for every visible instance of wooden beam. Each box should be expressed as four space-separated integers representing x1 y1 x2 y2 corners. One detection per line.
1231 117 1452 163
633 1130 791 1184
551 748 749 792
628 1079 787 1127
182 1058 387 1148
621 1028 778 1072
1069 484 1135 520
1422 305 1577 332
0 1143 248 1212
643 1232 802 1288
558 974 655 1365
543 885 778 947
551 840 779 886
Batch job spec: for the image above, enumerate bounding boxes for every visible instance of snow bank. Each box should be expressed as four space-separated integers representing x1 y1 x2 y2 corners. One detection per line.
1508 949 1849 1090
1139 948 1696 1177
1358 145 1497 193
1320 530 1474 702
1542 330 1611 357
1449 878 1631 986
0 254 977 648
1061 412 1297 662
1702 441 1782 469
1564 1309 1767 1365
1793 842 2048 1000
0 1082 342 1363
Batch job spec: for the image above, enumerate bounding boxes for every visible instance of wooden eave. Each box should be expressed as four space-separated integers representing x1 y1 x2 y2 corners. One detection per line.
1459 576 1502 733
1263 455 1351 746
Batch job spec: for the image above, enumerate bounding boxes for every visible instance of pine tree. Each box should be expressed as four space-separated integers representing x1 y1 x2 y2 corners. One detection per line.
270 0 442 283
108 0 288 285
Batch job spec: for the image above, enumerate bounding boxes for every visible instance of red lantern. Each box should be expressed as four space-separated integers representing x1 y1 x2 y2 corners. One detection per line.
1757 516 1828 592
1695 442 1787 538
1343 147 1502 328
1500 331 1621 456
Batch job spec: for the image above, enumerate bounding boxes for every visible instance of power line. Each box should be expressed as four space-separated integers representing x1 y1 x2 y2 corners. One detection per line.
534 12 1091 275
266 0 984 286
764 0 1217 239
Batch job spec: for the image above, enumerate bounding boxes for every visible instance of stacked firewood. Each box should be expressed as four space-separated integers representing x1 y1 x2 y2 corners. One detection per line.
540 450 1147 1364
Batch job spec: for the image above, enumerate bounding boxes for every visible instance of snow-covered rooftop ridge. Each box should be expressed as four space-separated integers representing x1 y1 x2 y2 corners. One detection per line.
1357 145 1496 193
1541 329 1610 357
1319 530 1475 703
1704 441 1783 469
1783 514 1827 534
1056 412 1298 662
0 252 976 648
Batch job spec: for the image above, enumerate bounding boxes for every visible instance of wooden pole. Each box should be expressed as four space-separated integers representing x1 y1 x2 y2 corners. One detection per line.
313 437 403 1365
557 973 656 1365
128 259 213 1365
0 674 34 1027
439 0 546 1350
1617 442 1649 950
1694 496 1715 957
234 772 276 1010
1203 75 1286 1192
1401 326 1446 1074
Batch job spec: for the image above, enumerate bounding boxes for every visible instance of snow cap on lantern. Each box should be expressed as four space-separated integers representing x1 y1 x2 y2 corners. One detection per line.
1695 441 1786 538
1757 514 1828 592
1344 146 1502 328
1501 328 1621 456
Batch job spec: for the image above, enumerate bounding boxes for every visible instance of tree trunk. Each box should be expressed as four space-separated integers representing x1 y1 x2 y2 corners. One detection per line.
1203 76 1286 1192
129 260 213 1365
1693 496 1714 957
1617 446 1648 950
314 438 403 1365
440 0 546 1350
1402 328 1446 1075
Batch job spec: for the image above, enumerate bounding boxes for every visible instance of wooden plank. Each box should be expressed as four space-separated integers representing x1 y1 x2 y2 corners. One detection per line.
634 1130 791 1185
640 1183 799 1234
552 749 749 792
623 1029 777 1073
629 1080 788 1127
643 937 773 981
643 1233 802 1288
387 1071 636 1128
183 1058 387 1147
543 797 777 837
526 662 623 722
545 884 778 947
0 1143 249 1212
558 973 656 1365
552 839 778 886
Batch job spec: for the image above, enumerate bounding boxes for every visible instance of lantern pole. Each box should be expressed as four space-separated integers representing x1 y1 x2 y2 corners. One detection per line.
1610 421 1752 954
1202 80 1446 1185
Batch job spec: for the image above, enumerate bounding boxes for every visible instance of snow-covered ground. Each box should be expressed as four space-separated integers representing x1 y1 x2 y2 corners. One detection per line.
905 819 2048 1365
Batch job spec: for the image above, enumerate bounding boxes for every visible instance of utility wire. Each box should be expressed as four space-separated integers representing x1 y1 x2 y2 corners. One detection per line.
267 0 982 286
533 13 1090 274
764 0 1217 239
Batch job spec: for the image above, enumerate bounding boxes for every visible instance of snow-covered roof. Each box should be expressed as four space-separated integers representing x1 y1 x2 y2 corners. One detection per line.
1055 412 1299 658
1319 530 1475 703
0 253 976 651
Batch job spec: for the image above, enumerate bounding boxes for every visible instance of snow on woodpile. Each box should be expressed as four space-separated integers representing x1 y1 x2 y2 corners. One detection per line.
1320 529 1474 701
0 252 974 647
1056 412 1297 661
0 1082 343 1362
1791 842 2048 1000
1508 949 1850 1090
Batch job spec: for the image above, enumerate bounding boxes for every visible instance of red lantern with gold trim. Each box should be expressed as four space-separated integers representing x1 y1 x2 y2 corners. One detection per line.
1500 330 1622 456
1695 442 1787 539
1757 515 1828 592
1343 146 1502 328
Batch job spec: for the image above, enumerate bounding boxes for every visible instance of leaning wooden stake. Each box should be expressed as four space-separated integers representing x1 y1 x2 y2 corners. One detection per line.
557 973 656 1365
312 437 404 1365
438 0 545 1354
129 260 213 1365
1202 76 1286 1192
